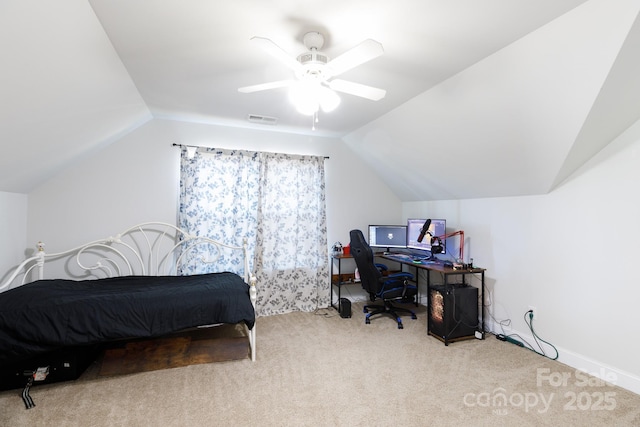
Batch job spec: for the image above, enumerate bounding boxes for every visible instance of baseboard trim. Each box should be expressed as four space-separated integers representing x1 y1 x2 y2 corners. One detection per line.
557 347 640 396
485 319 640 396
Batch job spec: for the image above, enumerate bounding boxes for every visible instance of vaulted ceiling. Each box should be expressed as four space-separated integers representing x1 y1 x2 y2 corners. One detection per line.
2 0 639 200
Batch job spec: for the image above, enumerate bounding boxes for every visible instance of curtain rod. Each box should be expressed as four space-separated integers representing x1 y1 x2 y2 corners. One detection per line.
172 143 329 159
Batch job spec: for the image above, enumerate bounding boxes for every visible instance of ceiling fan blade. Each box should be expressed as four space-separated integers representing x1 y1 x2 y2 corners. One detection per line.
238 80 295 93
327 39 384 77
329 79 386 101
251 36 302 73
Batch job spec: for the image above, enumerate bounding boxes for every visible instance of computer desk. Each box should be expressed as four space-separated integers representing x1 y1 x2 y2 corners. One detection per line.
380 253 486 344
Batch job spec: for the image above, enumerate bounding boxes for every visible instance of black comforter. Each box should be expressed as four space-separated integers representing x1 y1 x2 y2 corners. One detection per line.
0 272 255 364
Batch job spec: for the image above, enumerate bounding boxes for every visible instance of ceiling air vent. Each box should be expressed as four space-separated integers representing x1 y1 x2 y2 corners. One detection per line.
247 114 277 125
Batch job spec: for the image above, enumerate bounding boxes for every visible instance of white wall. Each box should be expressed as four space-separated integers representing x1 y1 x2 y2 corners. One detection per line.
404 119 640 394
24 118 401 265
0 191 28 284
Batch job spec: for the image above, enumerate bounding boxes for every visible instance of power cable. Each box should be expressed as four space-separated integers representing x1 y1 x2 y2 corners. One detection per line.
496 310 558 360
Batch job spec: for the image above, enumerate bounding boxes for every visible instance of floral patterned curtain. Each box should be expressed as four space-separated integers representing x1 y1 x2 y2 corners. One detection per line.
178 146 329 316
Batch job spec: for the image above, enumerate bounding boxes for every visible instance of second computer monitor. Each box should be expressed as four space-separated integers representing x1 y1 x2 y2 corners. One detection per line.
368 225 407 250
406 218 446 253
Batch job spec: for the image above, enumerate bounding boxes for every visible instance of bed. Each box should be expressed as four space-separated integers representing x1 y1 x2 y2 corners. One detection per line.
0 222 257 406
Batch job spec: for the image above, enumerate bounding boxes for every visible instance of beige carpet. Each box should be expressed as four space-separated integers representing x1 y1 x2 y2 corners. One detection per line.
1 302 639 426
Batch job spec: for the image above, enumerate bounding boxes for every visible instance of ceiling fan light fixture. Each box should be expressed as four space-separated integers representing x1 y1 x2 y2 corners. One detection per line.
289 82 319 115
319 86 340 113
289 82 341 115
295 100 319 116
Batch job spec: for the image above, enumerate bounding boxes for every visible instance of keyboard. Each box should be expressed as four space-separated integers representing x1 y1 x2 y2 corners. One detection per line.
388 253 428 262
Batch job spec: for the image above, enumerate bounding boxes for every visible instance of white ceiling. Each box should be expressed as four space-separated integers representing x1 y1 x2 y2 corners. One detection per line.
2 0 639 200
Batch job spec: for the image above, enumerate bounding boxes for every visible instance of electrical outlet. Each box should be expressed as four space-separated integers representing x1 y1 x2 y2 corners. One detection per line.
528 306 537 320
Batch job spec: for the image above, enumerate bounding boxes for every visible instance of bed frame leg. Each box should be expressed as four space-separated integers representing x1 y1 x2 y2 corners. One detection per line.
249 274 257 361
250 326 256 361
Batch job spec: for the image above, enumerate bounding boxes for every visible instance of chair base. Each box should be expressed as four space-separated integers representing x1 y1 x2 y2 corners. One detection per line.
363 300 417 329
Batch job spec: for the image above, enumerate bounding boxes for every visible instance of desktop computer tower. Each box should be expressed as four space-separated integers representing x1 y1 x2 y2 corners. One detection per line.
339 298 351 318
428 284 478 342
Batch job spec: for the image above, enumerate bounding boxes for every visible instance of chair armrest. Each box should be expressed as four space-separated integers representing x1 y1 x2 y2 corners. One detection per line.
388 272 413 280
380 272 417 300
375 263 388 272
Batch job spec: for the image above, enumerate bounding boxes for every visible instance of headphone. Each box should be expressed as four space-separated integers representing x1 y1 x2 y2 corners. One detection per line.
430 236 444 254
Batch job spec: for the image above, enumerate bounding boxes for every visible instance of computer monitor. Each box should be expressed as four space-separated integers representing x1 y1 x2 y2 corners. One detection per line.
367 225 407 250
406 218 446 253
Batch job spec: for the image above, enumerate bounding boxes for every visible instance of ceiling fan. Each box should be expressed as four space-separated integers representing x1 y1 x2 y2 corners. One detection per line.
238 32 386 115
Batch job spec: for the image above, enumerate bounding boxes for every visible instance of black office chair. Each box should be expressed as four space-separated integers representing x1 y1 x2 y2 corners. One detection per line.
349 229 418 329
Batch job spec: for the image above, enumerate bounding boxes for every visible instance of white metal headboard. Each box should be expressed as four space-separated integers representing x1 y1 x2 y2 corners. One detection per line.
0 222 252 291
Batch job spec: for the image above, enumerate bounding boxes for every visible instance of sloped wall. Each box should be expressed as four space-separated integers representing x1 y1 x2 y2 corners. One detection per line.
404 118 640 394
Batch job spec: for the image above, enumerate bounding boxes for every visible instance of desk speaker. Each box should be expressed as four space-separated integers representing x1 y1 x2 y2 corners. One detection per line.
339 298 351 318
